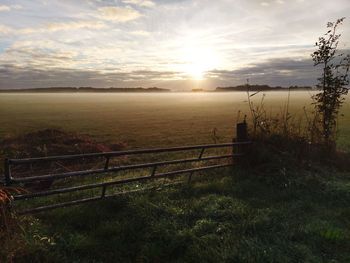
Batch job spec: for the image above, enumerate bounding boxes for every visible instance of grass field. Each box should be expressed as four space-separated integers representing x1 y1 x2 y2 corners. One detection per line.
1 91 350 262
10 165 350 263
0 91 350 150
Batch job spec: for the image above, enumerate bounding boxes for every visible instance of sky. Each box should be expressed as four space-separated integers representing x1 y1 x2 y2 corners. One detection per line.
0 0 349 90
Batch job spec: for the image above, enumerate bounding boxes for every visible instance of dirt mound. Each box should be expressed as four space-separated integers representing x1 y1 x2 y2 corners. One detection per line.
0 129 126 189
0 129 125 159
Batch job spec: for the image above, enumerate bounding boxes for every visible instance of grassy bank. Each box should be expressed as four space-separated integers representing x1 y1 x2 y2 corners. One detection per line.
5 160 350 262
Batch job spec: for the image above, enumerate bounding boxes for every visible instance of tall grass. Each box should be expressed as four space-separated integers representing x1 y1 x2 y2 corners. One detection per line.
244 84 340 161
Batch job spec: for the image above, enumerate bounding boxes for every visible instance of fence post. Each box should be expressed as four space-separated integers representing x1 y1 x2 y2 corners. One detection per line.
4 158 11 186
104 156 110 170
236 120 248 143
188 148 206 184
233 121 248 164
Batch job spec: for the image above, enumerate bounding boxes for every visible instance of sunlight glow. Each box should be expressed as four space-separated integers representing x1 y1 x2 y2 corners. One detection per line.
181 45 220 80
187 66 205 80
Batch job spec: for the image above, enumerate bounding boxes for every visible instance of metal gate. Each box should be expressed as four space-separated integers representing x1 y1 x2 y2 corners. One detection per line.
3 141 251 215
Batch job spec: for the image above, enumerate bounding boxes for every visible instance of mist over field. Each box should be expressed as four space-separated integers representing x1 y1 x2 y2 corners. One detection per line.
1 91 349 150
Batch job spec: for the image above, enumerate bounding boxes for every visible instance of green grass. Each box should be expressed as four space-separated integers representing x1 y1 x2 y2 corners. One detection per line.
11 166 350 263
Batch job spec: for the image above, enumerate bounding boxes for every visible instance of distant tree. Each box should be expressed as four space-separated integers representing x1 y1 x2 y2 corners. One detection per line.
311 17 350 149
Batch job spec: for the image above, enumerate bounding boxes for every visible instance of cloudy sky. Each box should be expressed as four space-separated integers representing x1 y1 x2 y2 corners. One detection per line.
0 0 349 90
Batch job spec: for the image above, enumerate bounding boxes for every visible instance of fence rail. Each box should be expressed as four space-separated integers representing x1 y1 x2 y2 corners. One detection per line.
3 141 251 215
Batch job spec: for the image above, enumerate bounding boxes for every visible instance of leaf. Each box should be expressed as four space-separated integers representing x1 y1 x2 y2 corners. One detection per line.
249 91 260 97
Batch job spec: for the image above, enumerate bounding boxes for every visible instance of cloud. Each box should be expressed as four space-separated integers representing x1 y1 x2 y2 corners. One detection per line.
97 6 142 22
0 45 79 70
0 5 10 12
0 24 13 35
130 70 182 80
206 57 320 86
0 64 184 89
0 56 323 89
0 20 107 36
0 4 22 12
130 30 151 36
46 21 107 32
260 2 270 7
122 0 155 7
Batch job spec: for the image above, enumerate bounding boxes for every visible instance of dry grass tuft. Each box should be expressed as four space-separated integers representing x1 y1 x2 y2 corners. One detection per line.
0 186 28 263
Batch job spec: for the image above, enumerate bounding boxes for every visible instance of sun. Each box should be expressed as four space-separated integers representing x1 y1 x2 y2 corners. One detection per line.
181 46 220 80
187 64 205 80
